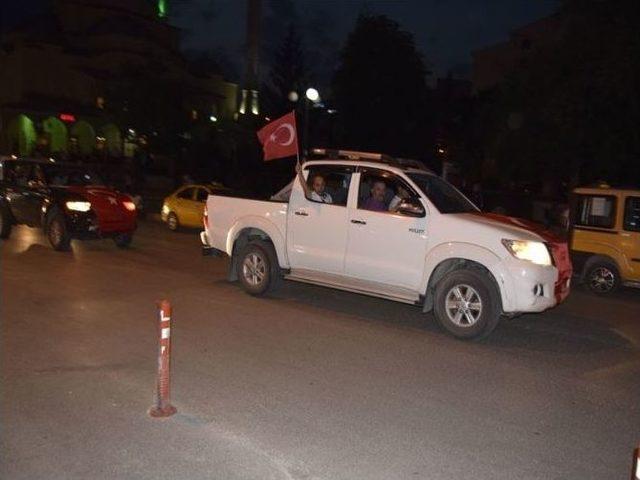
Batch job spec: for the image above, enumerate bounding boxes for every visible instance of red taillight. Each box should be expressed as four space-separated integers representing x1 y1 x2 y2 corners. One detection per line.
122 200 136 212
203 204 208 228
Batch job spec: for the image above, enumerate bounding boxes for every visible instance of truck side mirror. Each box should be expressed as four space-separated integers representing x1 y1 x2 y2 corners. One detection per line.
397 198 425 217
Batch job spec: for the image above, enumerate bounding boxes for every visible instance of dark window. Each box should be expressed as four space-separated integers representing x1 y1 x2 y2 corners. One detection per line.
624 197 640 232
177 187 194 200
573 195 617 229
196 188 209 202
304 165 353 207
358 168 421 215
4 162 32 187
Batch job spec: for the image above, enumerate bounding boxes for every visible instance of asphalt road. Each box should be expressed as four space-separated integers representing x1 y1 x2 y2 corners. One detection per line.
2 220 640 480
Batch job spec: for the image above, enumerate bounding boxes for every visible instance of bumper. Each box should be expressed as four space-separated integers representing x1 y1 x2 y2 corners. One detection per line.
200 230 224 257
502 257 570 313
67 212 136 239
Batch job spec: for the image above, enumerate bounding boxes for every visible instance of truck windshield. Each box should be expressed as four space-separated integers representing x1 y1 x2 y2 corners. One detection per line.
407 173 478 214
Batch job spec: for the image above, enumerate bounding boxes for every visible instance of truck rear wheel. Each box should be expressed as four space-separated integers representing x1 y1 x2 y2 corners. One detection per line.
433 269 501 340
236 241 281 296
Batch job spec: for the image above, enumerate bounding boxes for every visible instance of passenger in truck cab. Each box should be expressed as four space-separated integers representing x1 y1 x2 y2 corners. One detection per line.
295 164 333 204
362 180 387 212
309 174 333 203
388 185 411 212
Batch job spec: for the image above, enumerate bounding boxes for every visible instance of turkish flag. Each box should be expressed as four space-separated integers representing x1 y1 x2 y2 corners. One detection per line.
256 111 298 161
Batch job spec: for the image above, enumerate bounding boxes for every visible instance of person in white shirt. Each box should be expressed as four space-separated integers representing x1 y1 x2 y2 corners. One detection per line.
295 163 332 203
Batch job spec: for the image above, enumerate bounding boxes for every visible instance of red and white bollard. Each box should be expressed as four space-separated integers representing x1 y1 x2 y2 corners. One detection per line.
148 300 177 417
633 446 640 480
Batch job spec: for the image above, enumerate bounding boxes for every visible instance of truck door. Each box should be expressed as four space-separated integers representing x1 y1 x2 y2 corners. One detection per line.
287 165 353 274
345 168 428 291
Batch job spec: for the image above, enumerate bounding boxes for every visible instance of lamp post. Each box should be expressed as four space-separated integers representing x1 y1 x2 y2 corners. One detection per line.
303 87 319 157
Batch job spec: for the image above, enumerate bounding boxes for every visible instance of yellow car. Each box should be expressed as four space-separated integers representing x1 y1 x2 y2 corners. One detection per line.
161 183 227 231
570 185 640 293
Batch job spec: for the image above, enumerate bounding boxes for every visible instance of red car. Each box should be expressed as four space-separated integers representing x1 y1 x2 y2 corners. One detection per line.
0 158 137 251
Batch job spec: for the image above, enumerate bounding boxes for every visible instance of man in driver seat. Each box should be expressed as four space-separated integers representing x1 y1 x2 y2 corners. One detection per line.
362 180 387 211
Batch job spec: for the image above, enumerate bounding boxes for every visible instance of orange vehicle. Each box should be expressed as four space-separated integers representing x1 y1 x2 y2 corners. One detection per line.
569 186 640 293
161 183 229 231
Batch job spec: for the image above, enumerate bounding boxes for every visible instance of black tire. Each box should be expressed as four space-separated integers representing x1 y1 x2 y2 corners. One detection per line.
46 211 71 251
433 269 501 340
167 212 179 231
583 259 620 294
236 240 281 296
0 203 12 239
114 233 133 248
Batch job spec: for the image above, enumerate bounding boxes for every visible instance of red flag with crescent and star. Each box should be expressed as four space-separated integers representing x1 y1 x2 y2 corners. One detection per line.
256 111 298 161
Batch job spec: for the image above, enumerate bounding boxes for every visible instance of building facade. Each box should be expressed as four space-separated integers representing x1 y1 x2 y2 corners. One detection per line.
0 0 237 157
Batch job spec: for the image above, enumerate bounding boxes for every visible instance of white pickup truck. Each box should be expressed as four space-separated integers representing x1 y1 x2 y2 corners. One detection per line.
201 150 572 339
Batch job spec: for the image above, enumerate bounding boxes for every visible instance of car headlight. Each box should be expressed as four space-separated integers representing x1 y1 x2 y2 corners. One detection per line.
502 239 551 266
65 201 91 212
162 204 170 215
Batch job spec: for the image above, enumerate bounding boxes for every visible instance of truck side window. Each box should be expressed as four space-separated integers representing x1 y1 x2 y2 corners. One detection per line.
573 195 616 229
624 197 640 232
358 169 419 215
304 165 353 207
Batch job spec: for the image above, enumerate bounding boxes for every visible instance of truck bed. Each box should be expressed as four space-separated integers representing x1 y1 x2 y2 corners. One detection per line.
205 194 289 256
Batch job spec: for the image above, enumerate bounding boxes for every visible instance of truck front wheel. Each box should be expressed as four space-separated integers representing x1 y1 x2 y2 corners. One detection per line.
237 241 281 296
433 269 501 340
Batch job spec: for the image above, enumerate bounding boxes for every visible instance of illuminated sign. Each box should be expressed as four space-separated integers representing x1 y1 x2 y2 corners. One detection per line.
59 113 76 122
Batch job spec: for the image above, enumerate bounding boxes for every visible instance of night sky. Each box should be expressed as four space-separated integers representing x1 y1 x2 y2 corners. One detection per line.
1 0 559 81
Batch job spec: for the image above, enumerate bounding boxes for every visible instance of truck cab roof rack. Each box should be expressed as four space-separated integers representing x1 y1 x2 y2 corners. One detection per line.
308 148 431 172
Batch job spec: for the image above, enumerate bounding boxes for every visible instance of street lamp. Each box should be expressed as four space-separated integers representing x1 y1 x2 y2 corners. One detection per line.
305 88 320 103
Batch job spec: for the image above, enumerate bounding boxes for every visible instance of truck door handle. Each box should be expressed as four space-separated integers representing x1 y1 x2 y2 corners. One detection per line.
351 219 366 225
294 211 309 216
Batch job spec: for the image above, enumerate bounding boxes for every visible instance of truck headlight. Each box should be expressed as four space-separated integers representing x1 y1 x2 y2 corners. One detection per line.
502 239 551 266
65 201 91 212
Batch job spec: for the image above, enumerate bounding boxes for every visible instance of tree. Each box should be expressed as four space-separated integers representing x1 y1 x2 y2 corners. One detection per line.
332 14 432 158
477 0 640 187
262 23 308 117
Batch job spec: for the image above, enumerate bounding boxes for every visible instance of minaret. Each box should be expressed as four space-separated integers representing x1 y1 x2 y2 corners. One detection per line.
240 0 261 115
157 0 168 18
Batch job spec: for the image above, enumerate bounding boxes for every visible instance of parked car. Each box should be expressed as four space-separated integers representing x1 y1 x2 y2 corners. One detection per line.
200 149 572 340
0 157 137 251
161 182 228 231
570 185 640 294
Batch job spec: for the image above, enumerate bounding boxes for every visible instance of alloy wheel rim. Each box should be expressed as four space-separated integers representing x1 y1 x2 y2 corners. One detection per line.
242 253 266 286
445 284 483 327
168 215 177 229
589 267 615 292
50 219 63 245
